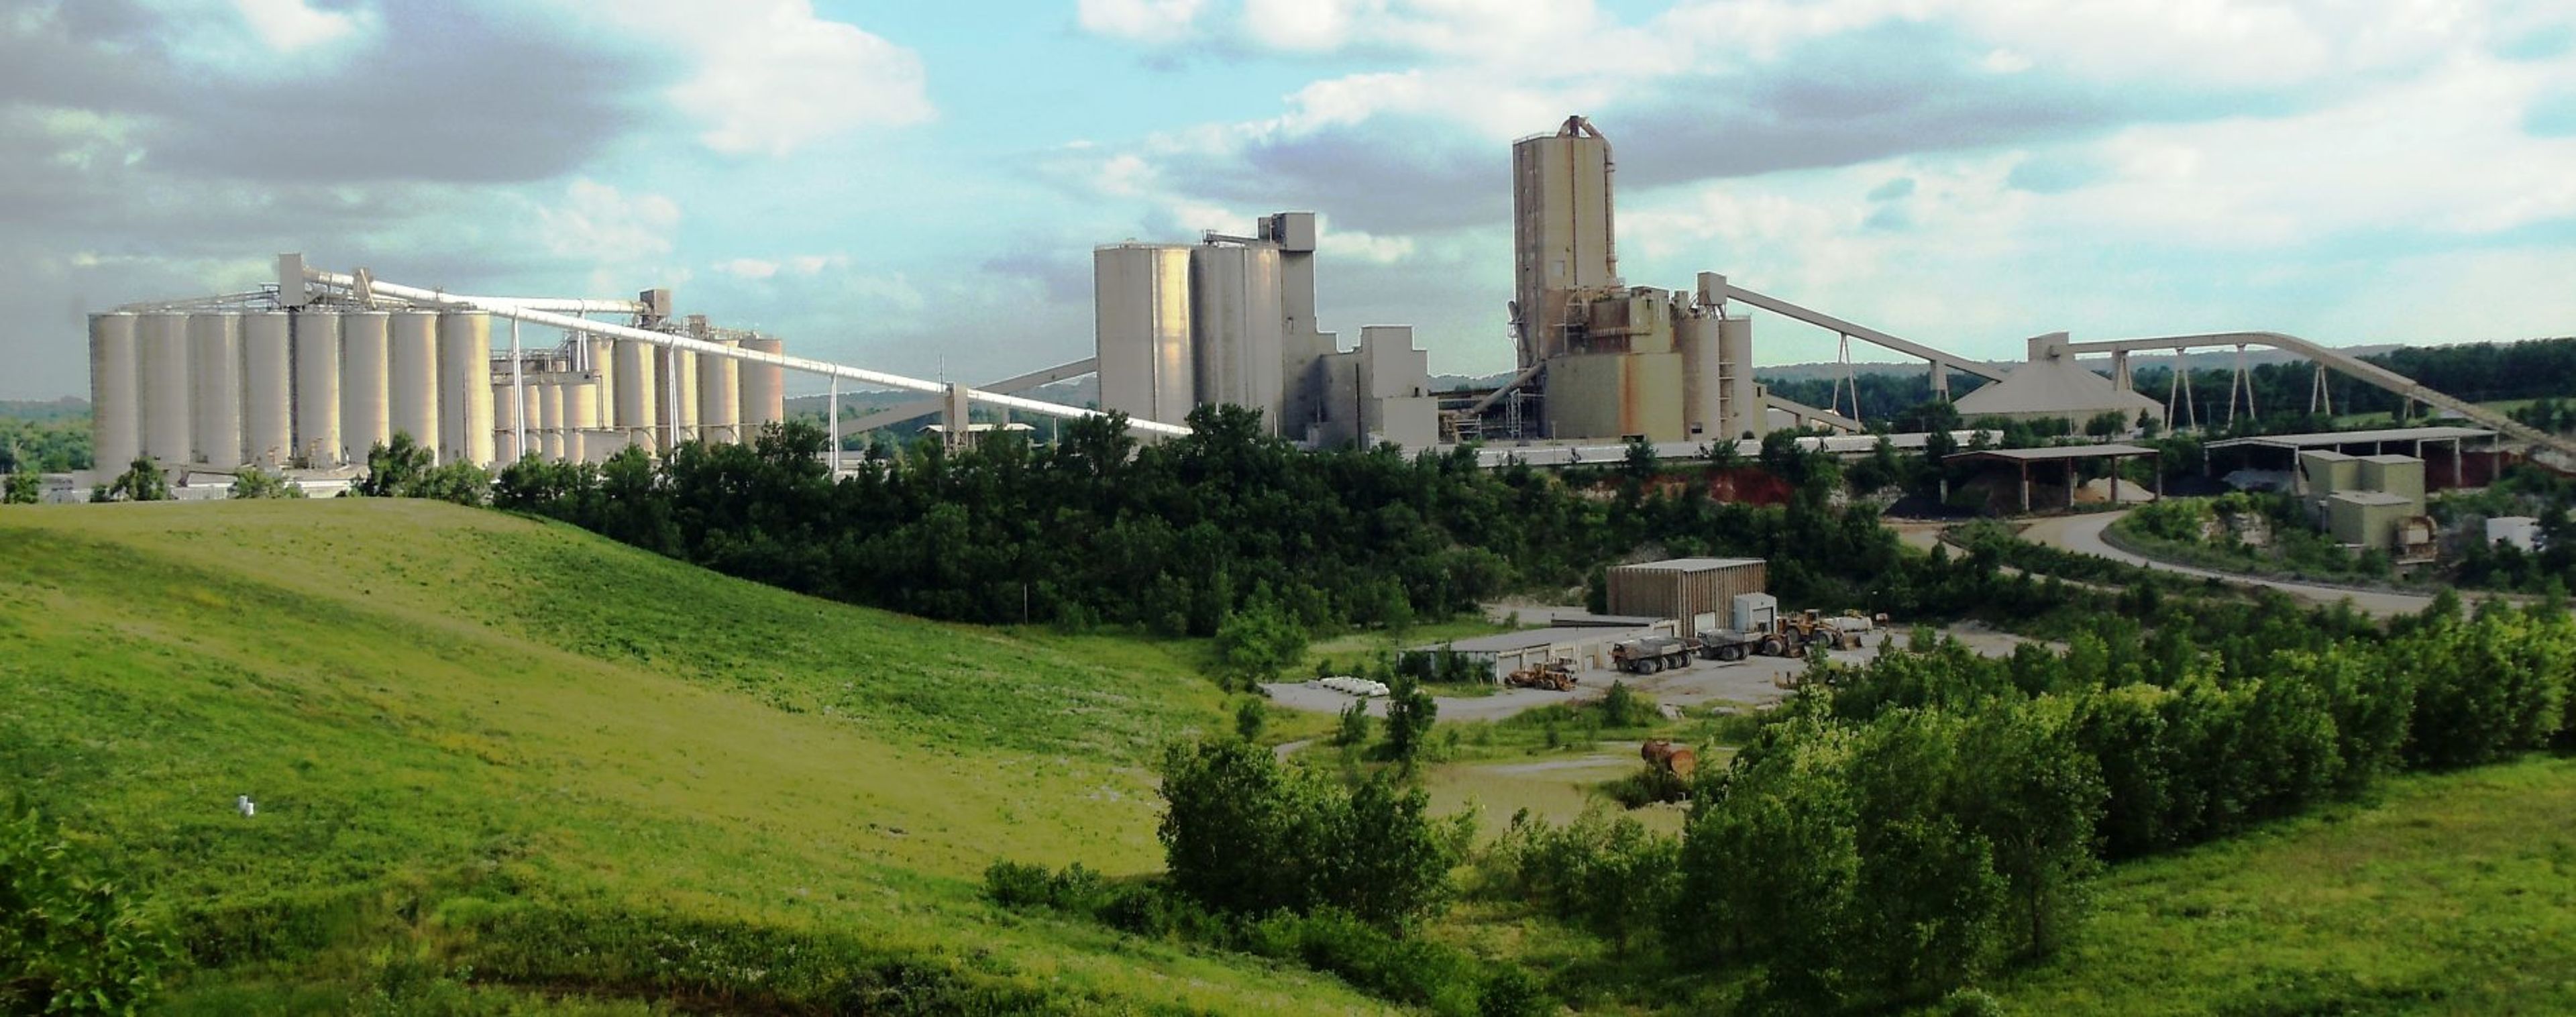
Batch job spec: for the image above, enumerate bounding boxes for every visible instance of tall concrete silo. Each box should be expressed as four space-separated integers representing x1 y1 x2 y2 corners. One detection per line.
566 376 600 464
657 345 698 447
1719 317 1760 439
1678 313 1723 440
187 313 241 469
87 313 142 472
588 337 617 433
292 310 343 466
138 312 193 464
613 339 657 449
388 311 440 458
1095 244 1196 426
739 335 785 432
1513 115 1619 364
241 311 293 468
698 339 741 443
436 313 495 466
341 311 392 460
1190 244 1286 431
539 381 566 462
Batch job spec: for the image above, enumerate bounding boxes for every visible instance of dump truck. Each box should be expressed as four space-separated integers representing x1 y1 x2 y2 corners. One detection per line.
1610 635 1697 674
1702 608 1890 658
1505 660 1578 692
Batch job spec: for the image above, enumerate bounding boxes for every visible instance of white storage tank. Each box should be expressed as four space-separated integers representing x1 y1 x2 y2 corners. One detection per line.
138 311 193 464
341 311 392 461
1678 313 1723 439
188 313 241 469
1190 244 1287 433
589 337 617 431
241 311 293 468
661 345 699 446
1719 316 1760 440
437 313 496 466
388 311 440 458
539 381 566 462
1095 244 1196 425
566 378 600 463
613 339 657 449
87 313 142 472
293 310 343 466
698 338 741 443
739 335 786 431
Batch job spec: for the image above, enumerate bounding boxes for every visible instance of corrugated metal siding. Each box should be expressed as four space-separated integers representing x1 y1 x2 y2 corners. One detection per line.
1606 560 1768 625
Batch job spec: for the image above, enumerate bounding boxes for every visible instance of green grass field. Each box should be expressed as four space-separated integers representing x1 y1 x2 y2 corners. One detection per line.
9 498 2575 1014
0 500 1383 1013
1988 755 2576 1015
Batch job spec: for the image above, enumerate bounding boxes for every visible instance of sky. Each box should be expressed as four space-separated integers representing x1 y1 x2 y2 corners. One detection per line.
3 0 2574 400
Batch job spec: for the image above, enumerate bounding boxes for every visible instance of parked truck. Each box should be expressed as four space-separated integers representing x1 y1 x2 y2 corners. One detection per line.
1701 609 1891 659
1505 660 1578 691
1610 635 1698 674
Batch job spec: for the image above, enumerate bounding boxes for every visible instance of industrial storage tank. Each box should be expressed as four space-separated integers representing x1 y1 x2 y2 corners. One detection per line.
1095 244 1196 426
661 345 699 446
341 311 392 461
138 311 193 464
698 339 741 443
388 311 440 459
739 335 786 431
1719 317 1760 439
589 338 617 432
87 313 142 472
241 311 293 468
614 339 657 449
1190 244 1287 431
1513 116 1619 363
187 313 241 469
1678 313 1723 440
539 382 566 462
437 313 496 466
566 378 600 464
293 311 343 466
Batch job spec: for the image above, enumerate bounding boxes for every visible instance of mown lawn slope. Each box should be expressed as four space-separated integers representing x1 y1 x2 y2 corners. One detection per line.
0 499 1381 1014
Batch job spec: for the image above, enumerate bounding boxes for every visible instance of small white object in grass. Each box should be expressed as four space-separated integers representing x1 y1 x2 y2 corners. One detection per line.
237 795 256 817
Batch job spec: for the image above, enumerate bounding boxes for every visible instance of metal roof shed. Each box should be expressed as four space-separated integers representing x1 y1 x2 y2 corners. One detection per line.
1945 443 2161 514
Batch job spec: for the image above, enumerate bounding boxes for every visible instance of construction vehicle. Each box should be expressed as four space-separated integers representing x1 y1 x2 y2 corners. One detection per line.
1701 609 1890 658
1610 635 1698 675
1505 660 1578 692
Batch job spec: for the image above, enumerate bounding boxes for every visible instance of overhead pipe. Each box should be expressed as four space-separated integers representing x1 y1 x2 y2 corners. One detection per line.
300 266 1193 437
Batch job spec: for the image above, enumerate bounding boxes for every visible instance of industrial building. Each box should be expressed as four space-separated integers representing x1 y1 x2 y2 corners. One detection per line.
85 256 1197 486
2296 448 2436 561
1093 212 1438 447
1950 334 2165 427
1605 557 1769 632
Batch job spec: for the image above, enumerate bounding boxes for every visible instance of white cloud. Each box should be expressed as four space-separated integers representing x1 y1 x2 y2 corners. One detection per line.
714 258 780 279
230 0 370 51
559 0 933 157
714 254 851 279
1320 226 1416 264
533 178 681 263
1078 0 1205 43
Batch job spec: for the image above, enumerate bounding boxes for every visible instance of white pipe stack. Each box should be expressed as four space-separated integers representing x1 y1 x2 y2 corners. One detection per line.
667 347 699 446
241 311 293 468
293 311 342 466
341 311 392 462
88 313 141 473
138 312 193 465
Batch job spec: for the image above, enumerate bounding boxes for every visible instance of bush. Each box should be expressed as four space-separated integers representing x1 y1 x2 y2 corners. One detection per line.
1157 739 1460 927
0 804 177 1014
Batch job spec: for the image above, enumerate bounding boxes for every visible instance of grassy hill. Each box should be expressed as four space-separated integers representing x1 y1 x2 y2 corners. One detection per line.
1988 755 2576 1015
0 499 1381 1013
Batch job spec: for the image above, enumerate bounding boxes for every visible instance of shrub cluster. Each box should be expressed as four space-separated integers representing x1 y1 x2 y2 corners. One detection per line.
1 804 175 1014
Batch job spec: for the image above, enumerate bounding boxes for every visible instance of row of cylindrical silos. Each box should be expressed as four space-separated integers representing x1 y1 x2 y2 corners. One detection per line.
89 309 788 474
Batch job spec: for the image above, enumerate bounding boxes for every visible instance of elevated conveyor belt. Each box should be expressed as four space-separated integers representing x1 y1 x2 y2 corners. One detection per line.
843 358 1101 433
2052 331 2576 460
1714 279 2009 383
1760 391 1867 433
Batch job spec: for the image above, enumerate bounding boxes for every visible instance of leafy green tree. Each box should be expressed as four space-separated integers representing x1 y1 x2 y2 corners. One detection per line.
1959 700 2104 957
1379 670 1437 766
1234 698 1267 742
226 466 305 499
353 433 435 497
1156 739 1456 926
3 472 38 504
1214 598 1307 686
1 803 177 1014
102 458 169 502
1334 699 1373 747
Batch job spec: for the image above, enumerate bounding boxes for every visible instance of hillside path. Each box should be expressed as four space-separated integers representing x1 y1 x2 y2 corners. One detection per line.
2020 511 2435 618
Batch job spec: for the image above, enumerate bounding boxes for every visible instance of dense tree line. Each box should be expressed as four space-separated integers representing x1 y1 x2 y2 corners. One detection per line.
0 415 91 474
481 407 2108 641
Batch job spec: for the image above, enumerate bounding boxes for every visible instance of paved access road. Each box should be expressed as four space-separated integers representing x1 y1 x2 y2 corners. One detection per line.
2019 511 2436 618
